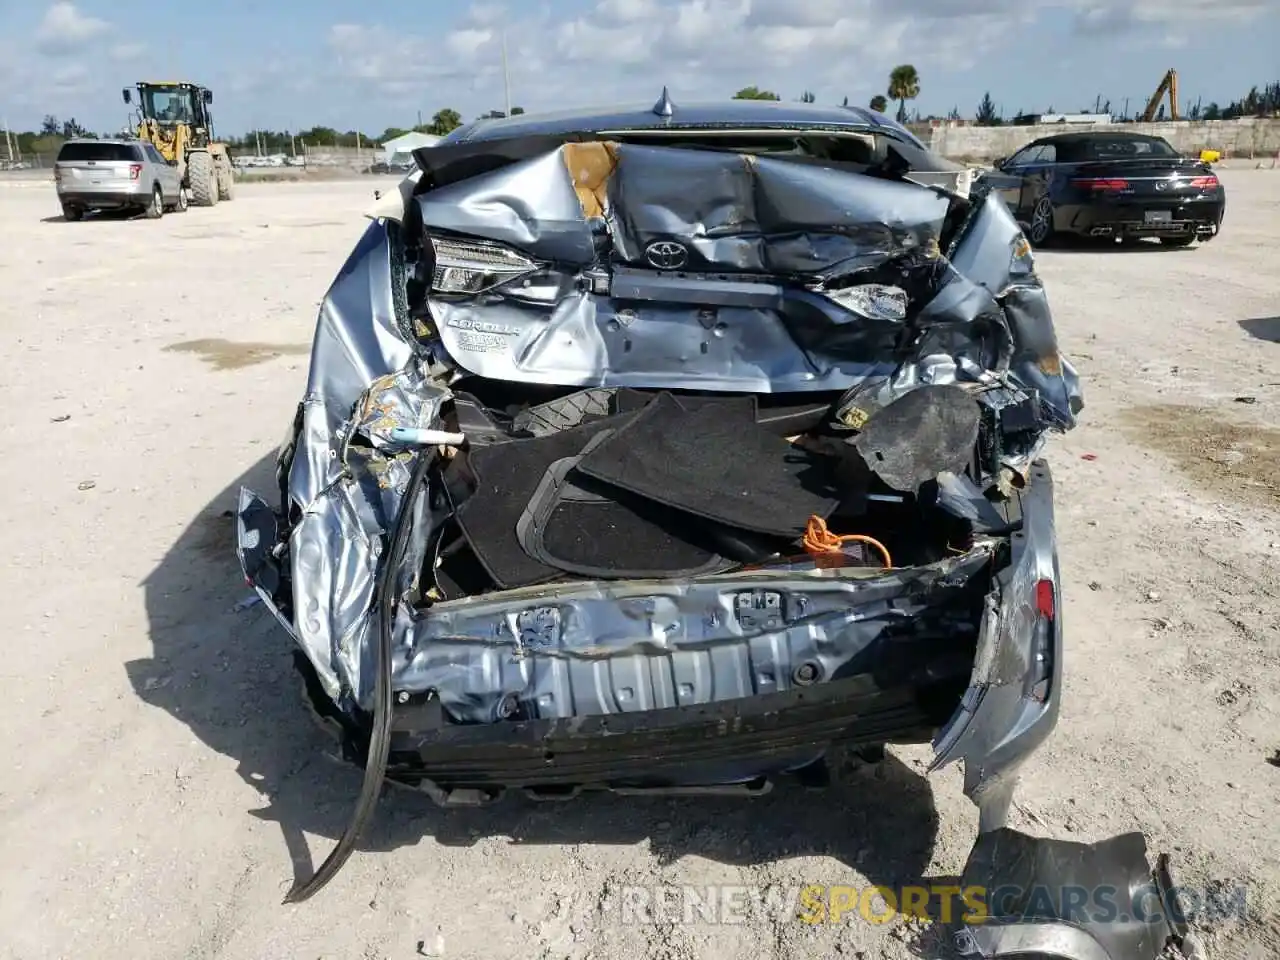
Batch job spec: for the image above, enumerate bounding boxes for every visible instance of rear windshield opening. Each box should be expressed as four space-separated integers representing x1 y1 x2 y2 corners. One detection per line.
56 142 142 163
606 131 887 166
1059 137 1178 162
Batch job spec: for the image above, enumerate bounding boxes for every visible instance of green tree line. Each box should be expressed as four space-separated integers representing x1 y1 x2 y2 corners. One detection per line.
7 81 1277 160
2 105 526 159
735 71 1279 127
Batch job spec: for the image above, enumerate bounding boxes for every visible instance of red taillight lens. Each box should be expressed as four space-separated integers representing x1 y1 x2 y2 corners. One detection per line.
1071 177 1130 191
129 163 142 180
1188 175 1219 189
1035 579 1055 619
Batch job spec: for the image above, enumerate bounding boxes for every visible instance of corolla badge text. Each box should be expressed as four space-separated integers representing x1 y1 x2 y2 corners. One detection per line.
445 317 521 335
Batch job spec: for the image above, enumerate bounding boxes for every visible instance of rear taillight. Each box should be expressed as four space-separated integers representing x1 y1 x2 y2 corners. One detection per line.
129 163 142 180
1071 177 1130 191
1029 577 1056 703
1035 578 1055 619
1188 175 1219 189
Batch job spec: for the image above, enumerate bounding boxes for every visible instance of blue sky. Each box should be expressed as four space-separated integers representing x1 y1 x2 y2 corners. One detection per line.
1 0 1276 136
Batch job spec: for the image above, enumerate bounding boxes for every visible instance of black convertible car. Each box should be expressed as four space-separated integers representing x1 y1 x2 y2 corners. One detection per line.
991 131 1226 247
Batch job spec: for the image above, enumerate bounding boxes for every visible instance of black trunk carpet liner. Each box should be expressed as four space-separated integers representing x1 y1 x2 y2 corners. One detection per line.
517 432 733 580
453 417 628 589
454 408 765 589
575 392 841 538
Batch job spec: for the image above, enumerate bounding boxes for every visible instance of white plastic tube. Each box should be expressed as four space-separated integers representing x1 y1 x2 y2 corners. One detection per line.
388 427 466 446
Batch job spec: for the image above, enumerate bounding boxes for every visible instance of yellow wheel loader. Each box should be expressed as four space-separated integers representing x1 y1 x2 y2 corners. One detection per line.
122 81 234 207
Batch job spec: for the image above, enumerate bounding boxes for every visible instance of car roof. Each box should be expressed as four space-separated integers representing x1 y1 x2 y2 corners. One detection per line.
1032 130 1172 146
444 97 924 148
61 137 139 146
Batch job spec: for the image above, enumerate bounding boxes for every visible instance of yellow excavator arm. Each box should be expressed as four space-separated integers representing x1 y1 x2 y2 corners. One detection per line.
1141 69 1180 122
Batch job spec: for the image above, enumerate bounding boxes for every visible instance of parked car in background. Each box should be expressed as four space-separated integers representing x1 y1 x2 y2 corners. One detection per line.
989 131 1226 248
53 138 186 221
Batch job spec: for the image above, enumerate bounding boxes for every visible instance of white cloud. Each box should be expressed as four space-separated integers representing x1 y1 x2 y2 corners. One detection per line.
35 2 109 55
447 28 492 59
326 23 475 101
1072 0 1272 32
108 41 144 62
307 0 1273 126
465 3 509 27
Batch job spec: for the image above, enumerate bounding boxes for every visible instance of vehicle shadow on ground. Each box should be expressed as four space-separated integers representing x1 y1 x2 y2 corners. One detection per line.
131 454 944 899
1239 316 1280 343
39 210 143 224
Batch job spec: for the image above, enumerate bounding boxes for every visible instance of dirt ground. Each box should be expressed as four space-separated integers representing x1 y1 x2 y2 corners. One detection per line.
1 173 1277 960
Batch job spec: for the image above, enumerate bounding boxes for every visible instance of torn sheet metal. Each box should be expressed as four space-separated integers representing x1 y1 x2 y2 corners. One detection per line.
947 189 1083 429
415 144 1081 432
420 148 600 265
602 142 950 273
264 220 451 699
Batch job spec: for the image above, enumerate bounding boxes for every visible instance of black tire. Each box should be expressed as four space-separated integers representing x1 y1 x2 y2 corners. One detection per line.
1159 235 1196 248
145 185 164 219
61 204 83 222
1027 195 1055 247
188 151 217 207
171 187 189 213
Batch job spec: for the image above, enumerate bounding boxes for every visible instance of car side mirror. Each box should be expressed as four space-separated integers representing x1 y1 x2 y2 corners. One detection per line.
203 90 213 105
122 88 132 104
991 156 1006 170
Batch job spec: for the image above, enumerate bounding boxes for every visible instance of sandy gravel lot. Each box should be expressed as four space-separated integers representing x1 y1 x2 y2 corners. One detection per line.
1 173 1277 960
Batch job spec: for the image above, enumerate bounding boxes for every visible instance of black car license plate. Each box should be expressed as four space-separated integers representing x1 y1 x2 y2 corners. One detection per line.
1144 210 1173 223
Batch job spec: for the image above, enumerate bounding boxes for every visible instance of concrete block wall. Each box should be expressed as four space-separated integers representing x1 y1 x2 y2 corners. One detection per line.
920 118 1280 161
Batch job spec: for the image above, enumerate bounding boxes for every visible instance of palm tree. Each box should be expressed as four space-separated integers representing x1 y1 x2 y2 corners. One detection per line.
869 95 888 113
428 109 462 135
887 64 921 123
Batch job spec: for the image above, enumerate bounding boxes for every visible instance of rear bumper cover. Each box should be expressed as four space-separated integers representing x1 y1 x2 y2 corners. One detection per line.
57 188 149 208
1056 196 1225 237
955 828 1194 960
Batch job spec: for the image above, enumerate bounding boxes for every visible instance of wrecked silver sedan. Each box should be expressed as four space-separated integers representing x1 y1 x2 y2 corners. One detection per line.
236 96 1198 957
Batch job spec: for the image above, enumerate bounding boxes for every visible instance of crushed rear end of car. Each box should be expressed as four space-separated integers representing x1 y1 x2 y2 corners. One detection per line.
235 115 1200 958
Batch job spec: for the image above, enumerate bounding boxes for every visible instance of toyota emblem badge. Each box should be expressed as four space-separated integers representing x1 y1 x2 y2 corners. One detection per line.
645 240 689 269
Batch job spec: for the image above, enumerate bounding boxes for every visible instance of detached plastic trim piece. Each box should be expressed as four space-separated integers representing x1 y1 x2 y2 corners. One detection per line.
282 449 432 904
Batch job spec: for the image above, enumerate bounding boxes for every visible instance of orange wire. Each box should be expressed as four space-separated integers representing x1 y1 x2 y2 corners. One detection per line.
803 515 893 569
